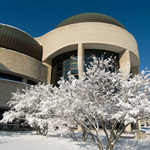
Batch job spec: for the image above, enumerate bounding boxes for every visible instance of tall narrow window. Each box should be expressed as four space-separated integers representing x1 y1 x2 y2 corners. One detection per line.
51 50 78 86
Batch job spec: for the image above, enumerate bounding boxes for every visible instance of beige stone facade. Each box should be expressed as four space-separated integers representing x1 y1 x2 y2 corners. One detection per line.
0 79 27 109
0 13 140 132
36 22 139 83
0 48 48 83
0 48 49 110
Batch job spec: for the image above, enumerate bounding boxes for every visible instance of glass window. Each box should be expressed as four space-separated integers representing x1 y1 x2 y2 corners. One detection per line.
0 109 6 120
71 69 78 75
27 80 37 85
51 50 78 86
70 63 77 68
51 49 119 86
0 72 22 82
84 49 119 72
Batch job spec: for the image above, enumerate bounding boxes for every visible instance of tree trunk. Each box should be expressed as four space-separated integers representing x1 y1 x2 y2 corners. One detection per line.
110 145 114 150
81 126 88 141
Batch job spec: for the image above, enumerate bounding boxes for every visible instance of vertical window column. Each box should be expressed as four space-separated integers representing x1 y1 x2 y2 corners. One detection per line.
77 43 84 78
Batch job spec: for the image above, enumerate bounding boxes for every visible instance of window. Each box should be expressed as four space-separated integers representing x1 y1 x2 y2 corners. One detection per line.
51 49 119 86
51 50 78 86
0 72 22 82
84 49 119 72
27 80 37 85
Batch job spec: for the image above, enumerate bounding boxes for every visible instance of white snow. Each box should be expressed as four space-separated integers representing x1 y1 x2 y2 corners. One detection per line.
0 131 150 150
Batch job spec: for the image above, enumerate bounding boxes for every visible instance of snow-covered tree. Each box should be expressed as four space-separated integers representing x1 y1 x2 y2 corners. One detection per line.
1 84 56 135
56 57 150 150
1 56 150 150
1 83 78 136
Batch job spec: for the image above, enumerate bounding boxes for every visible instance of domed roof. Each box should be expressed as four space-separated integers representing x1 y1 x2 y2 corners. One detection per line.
56 13 125 29
0 24 42 61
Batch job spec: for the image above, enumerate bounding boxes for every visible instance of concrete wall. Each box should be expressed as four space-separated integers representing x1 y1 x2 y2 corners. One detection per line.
0 48 49 83
36 22 140 79
36 22 139 68
0 79 27 109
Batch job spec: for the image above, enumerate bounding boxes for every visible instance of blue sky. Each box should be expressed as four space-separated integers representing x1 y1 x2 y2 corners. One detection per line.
0 0 149 71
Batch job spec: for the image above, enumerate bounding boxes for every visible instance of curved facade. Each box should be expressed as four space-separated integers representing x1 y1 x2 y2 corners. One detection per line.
36 13 139 85
0 13 140 121
0 24 49 111
0 24 42 61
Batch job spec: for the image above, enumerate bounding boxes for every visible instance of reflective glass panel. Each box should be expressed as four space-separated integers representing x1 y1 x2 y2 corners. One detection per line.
52 50 78 86
84 49 119 72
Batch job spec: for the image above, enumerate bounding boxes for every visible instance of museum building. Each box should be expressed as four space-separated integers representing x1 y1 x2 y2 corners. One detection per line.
0 13 140 121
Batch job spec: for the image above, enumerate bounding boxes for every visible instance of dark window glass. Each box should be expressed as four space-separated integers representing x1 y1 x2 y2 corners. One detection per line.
51 49 119 86
52 50 78 86
70 63 77 68
0 72 22 82
27 80 37 85
0 109 5 120
84 49 119 72
71 69 78 75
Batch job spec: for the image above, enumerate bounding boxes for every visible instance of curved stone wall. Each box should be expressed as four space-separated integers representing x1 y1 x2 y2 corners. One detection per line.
0 79 27 109
36 22 139 67
0 47 48 82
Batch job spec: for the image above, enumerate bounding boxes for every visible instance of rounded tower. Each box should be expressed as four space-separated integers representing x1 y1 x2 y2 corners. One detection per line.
36 13 139 85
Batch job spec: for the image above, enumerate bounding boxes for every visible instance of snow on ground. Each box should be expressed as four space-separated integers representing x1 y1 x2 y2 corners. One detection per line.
0 131 150 150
